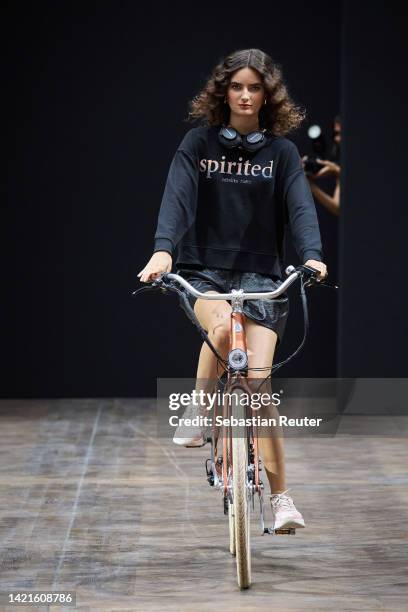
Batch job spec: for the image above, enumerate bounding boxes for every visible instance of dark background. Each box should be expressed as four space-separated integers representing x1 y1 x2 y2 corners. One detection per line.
339 2 407 376
6 1 404 398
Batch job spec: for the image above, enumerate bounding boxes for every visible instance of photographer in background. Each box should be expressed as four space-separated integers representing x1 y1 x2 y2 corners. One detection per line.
302 116 341 216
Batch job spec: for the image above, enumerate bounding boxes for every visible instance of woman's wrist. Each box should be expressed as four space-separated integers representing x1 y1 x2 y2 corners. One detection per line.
153 237 173 255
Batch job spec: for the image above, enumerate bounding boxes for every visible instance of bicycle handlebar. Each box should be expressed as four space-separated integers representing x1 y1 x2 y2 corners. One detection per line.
151 264 319 301
131 263 333 372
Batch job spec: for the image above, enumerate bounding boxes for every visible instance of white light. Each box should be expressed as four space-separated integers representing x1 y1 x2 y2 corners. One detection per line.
308 125 322 139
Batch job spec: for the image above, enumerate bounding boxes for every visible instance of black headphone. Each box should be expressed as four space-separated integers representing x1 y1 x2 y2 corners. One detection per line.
218 125 269 153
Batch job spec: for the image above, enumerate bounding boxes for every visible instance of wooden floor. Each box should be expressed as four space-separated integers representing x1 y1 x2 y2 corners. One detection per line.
0 399 407 611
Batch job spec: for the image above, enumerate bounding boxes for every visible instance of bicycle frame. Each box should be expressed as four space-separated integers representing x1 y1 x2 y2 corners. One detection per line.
223 294 260 487
209 289 267 533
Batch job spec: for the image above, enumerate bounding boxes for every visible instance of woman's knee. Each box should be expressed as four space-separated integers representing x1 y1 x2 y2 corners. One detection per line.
208 317 230 349
194 293 231 349
247 375 272 393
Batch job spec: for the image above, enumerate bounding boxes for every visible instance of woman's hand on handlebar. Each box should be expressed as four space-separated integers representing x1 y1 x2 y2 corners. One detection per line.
137 251 172 283
304 259 328 281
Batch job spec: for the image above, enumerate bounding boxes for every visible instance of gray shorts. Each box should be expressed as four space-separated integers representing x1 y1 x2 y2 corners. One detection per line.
176 266 289 345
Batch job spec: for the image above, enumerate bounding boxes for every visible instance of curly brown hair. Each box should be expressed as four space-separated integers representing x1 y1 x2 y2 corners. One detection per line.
185 48 305 136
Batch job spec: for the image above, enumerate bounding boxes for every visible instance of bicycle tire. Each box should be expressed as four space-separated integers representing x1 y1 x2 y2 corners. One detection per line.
231 387 251 589
228 500 236 555
223 408 236 556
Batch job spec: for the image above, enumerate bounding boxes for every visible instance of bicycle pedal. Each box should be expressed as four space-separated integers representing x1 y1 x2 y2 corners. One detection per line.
263 527 296 535
205 458 214 486
275 528 296 535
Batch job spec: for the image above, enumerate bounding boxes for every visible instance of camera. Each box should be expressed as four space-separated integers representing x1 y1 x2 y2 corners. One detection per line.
303 157 324 175
303 124 327 175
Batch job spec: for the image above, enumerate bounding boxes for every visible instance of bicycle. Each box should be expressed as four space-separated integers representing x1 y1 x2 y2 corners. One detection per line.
133 264 323 589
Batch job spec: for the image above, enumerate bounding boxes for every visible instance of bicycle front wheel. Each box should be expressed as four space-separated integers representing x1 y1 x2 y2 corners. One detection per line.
228 498 236 556
231 388 251 589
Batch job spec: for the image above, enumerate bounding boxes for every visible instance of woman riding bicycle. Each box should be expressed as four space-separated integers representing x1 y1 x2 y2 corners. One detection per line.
138 48 327 531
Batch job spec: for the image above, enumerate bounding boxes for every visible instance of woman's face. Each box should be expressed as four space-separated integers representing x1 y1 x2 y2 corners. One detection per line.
226 67 265 119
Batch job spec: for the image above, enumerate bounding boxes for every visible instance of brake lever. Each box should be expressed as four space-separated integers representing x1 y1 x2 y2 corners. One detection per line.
298 265 339 290
295 264 319 287
131 284 158 297
316 280 339 290
131 274 168 296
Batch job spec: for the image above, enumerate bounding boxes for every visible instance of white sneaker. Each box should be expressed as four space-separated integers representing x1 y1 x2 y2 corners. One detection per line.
270 489 306 530
172 401 208 447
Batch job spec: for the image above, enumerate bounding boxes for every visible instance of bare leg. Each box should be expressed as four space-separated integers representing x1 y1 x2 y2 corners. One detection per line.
193 292 231 395
245 319 286 494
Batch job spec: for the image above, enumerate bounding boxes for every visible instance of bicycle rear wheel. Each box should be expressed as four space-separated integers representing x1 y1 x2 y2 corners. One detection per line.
231 387 251 589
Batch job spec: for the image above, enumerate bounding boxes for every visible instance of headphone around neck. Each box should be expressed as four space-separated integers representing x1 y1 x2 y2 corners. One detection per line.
218 125 269 153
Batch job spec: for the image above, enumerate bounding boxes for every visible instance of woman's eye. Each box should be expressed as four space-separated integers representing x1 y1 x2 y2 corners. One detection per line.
230 84 261 91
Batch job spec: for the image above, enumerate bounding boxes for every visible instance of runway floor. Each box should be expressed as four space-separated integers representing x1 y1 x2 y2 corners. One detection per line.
0 399 407 611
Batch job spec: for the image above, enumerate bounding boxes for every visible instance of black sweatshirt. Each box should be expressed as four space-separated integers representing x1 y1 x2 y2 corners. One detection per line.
153 125 323 277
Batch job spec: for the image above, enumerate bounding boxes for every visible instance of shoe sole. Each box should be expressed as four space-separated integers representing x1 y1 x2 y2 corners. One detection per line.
274 519 305 530
173 436 207 447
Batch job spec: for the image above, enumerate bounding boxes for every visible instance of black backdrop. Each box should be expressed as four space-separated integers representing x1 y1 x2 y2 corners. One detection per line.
339 2 408 376
5 2 341 397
